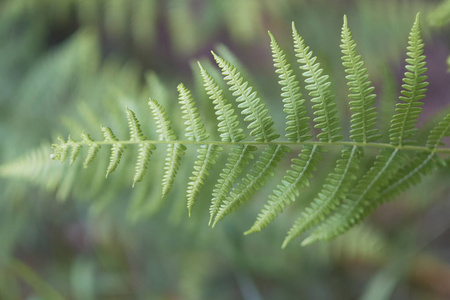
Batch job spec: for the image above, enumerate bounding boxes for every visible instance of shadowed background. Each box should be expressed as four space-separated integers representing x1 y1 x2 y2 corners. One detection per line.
0 0 450 299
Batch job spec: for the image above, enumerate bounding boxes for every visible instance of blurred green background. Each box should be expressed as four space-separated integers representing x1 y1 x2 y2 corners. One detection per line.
1 0 450 299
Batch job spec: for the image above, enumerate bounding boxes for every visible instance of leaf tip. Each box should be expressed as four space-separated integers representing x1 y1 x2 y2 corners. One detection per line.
301 236 316 246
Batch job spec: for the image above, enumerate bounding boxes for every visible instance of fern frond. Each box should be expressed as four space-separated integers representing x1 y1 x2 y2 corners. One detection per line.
301 13 429 246
302 148 406 246
426 113 450 149
148 98 185 197
246 145 324 234
378 113 450 201
377 152 439 202
198 62 246 143
177 84 221 214
68 137 81 166
101 126 125 178
209 37 301 223
212 145 290 227
282 146 362 247
207 51 280 221
292 22 343 143
212 51 279 142
306 111 448 244
51 137 69 163
178 83 209 142
47 13 450 250
208 145 256 225
187 144 221 215
126 107 146 142
162 143 186 198
197 62 255 222
246 24 349 234
2 144 65 192
282 16 380 246
81 132 101 168
268 31 310 142
389 13 428 147
340 15 380 143
126 108 155 187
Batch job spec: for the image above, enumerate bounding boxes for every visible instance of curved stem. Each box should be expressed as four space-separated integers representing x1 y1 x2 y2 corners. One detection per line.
57 140 450 154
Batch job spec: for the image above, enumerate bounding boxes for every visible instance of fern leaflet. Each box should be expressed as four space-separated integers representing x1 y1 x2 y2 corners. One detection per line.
126 108 155 187
178 83 221 214
148 98 185 198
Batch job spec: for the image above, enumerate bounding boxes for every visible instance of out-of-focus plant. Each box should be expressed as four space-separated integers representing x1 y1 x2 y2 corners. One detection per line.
1 1 450 299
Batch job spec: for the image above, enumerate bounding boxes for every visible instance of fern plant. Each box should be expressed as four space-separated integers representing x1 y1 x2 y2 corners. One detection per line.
51 14 450 248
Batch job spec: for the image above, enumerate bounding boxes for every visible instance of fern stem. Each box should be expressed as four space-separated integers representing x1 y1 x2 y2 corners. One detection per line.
56 140 450 154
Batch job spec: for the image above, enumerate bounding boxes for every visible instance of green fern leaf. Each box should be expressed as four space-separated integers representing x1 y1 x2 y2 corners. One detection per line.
208 51 280 221
197 62 254 222
47 13 450 249
302 148 406 246
68 137 81 166
247 145 324 234
126 108 155 187
81 131 101 168
178 83 209 142
426 113 450 149
282 145 361 247
212 144 290 227
177 84 221 214
292 22 343 143
268 31 311 142
389 13 428 147
282 16 380 246
378 113 450 201
212 51 279 142
148 98 186 197
101 126 125 178
198 62 246 143
209 145 256 225
301 13 429 246
187 144 221 215
51 137 69 163
212 32 314 227
246 24 348 234
340 15 380 144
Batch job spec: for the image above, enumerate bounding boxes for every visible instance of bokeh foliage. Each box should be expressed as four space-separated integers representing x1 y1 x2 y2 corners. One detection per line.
0 0 450 299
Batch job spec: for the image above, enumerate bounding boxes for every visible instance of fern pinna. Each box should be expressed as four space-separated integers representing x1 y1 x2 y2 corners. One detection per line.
51 14 450 248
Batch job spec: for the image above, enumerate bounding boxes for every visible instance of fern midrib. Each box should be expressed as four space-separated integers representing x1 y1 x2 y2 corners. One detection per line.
58 140 450 153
